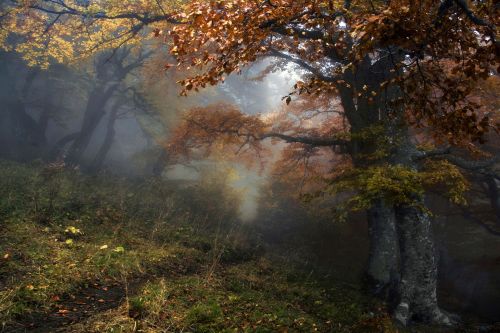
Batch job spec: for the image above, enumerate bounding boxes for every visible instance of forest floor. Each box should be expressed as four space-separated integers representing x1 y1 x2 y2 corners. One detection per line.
0 161 497 333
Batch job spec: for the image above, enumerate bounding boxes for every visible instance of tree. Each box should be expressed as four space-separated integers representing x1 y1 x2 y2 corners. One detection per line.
2 0 498 326
0 51 76 161
62 47 152 167
0 0 180 68
0 0 185 170
165 0 498 325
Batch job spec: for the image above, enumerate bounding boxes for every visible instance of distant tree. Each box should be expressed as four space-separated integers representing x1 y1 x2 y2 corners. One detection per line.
0 51 76 161
62 47 152 167
0 0 182 170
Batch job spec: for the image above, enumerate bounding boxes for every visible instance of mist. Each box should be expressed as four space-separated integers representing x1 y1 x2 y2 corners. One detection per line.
0 6 499 330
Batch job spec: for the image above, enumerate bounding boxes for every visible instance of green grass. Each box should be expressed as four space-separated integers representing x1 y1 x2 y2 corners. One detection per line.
0 160 396 332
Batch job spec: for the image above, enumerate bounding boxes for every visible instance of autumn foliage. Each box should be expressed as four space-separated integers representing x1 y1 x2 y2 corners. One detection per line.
1 0 499 326
168 0 498 144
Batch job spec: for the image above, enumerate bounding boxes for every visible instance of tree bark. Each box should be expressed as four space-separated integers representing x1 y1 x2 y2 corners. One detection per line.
384 119 454 325
393 199 452 326
336 56 401 305
366 199 399 299
331 47 452 326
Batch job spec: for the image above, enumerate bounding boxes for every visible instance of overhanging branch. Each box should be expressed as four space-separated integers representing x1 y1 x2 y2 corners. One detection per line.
415 146 499 178
268 48 338 83
259 132 347 147
444 155 498 171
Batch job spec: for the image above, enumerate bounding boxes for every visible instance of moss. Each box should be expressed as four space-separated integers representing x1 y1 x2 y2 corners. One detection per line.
186 299 224 324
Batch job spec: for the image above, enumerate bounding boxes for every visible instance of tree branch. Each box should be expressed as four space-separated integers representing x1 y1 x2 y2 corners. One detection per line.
413 146 451 160
453 0 495 29
25 2 180 24
268 48 338 82
259 132 347 147
444 155 498 171
415 146 499 178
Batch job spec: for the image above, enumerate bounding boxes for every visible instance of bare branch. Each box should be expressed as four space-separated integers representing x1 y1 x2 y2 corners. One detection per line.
453 0 495 29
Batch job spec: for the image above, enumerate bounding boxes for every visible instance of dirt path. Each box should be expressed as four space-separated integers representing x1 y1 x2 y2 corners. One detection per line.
5 278 140 333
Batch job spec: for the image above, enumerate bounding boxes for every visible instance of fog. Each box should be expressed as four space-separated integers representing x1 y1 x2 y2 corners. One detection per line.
1 46 499 326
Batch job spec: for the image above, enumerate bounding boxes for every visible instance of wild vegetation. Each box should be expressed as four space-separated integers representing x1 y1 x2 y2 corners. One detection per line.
0 0 499 332
0 160 401 333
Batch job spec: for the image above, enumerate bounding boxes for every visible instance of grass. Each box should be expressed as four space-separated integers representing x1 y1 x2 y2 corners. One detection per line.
0 160 397 332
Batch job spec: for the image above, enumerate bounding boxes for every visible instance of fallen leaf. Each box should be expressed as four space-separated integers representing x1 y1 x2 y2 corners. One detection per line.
113 246 125 253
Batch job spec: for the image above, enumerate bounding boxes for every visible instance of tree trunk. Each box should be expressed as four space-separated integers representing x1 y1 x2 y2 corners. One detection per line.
334 50 453 325
152 149 169 177
484 176 500 225
47 132 80 161
0 104 17 160
393 199 452 326
89 101 122 172
89 117 115 172
366 199 399 300
65 80 121 166
384 120 453 326
64 49 139 167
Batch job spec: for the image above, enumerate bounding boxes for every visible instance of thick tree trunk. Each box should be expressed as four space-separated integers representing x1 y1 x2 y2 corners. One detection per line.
385 123 453 325
366 199 399 299
334 51 453 325
6 99 46 160
3 66 46 159
393 199 452 326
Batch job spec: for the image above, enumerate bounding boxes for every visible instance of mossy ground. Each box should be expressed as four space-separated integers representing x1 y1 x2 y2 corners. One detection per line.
0 160 423 332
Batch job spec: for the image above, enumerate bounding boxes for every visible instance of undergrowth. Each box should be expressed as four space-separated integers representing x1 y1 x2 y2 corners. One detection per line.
0 160 396 332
